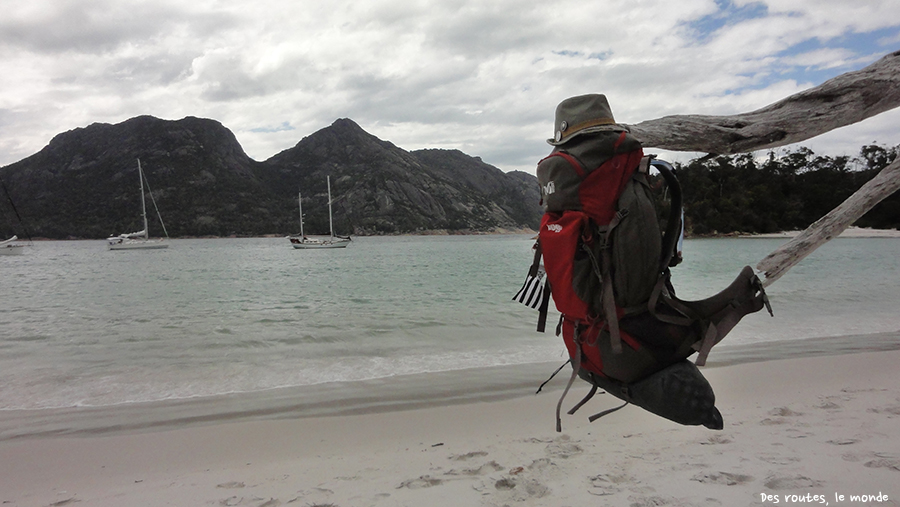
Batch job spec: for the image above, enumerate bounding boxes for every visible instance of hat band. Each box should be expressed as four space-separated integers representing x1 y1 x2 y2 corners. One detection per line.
560 118 617 137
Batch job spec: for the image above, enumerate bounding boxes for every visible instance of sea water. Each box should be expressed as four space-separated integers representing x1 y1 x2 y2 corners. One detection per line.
0 235 898 415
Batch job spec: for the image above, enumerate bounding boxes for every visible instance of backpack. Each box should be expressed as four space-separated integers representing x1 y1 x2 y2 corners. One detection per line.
517 128 771 431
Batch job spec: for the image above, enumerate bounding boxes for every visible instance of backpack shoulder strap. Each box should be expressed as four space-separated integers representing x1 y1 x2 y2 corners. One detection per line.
540 150 587 178
645 156 694 326
647 157 683 273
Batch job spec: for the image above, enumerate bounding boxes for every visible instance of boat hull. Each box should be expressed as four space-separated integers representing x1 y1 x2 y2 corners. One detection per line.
0 245 25 255
108 240 169 250
289 236 350 249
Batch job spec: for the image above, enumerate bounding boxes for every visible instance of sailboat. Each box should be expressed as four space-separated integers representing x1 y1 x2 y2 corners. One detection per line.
0 235 25 256
288 176 351 249
107 159 169 250
0 173 30 255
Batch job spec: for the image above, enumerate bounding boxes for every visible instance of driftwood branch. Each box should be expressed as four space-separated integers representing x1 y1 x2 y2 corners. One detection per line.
626 50 900 154
756 157 900 286
621 49 900 288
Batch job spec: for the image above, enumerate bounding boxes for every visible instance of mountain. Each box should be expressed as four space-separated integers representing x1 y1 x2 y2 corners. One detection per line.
0 115 283 238
0 116 542 239
262 118 542 234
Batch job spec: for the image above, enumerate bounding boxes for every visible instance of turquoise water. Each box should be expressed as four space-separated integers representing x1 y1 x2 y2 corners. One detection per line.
1 235 898 411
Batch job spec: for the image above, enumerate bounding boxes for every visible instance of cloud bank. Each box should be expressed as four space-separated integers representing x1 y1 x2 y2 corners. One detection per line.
1 0 898 172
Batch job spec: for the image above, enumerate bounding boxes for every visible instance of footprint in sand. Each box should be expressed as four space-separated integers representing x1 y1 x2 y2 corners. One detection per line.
842 452 865 463
816 399 842 410
864 459 900 472
545 435 583 459
769 407 804 417
445 451 505 476
867 405 900 415
863 453 900 472
826 438 859 446
588 472 636 496
491 476 551 500
397 475 443 489
841 450 900 471
842 387 886 394
691 471 754 486
494 477 516 490
445 460 504 476
449 450 489 461
627 494 696 506
217 481 246 489
760 407 806 426
700 434 733 445
520 437 554 444
764 474 823 490
219 495 280 507
758 454 801 465
474 458 556 503
527 458 552 472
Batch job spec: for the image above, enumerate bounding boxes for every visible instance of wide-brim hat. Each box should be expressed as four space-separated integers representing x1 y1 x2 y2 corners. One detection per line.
547 94 629 146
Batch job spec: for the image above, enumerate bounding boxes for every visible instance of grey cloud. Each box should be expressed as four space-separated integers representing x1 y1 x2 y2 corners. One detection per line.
198 53 327 102
0 108 16 130
0 1 238 54
108 53 197 87
422 5 548 57
30 50 198 98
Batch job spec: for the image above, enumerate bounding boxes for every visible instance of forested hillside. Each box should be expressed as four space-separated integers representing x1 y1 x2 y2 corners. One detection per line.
675 144 899 235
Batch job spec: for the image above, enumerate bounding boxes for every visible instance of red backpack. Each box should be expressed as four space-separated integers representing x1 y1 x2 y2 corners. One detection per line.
517 128 770 431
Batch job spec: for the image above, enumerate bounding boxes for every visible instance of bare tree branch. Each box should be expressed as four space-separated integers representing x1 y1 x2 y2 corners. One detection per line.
626 50 900 154
621 50 900 288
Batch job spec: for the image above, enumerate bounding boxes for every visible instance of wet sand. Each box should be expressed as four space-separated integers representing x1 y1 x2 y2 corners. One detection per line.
2 343 899 506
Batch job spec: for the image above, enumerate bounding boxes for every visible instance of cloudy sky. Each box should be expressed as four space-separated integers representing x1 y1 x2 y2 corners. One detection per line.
1 0 898 173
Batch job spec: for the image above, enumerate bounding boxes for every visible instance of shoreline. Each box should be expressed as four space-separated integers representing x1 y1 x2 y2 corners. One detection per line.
2 331 898 442
11 229 541 242
15 226 900 241
737 226 900 239
2 343 899 506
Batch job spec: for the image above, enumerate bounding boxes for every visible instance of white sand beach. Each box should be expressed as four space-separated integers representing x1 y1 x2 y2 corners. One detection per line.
2 348 899 507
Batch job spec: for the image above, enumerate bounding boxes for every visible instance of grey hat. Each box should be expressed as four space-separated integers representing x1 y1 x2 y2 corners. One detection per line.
547 94 629 146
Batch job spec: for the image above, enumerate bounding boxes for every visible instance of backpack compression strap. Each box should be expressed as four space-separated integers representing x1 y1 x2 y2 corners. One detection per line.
585 209 628 354
555 324 594 432
529 240 552 332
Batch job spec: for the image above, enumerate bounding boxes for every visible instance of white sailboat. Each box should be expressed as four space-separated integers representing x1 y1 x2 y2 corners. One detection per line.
288 176 351 249
107 159 169 250
1 172 30 255
0 235 25 256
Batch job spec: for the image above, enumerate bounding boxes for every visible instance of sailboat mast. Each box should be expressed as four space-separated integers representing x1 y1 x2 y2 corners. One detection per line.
327 176 335 239
137 159 148 240
298 191 304 237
